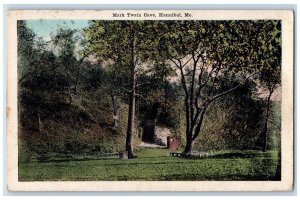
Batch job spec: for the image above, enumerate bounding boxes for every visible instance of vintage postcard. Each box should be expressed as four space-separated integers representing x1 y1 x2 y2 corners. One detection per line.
6 10 294 191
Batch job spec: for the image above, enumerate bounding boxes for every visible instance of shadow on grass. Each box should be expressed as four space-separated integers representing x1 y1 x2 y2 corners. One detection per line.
179 152 274 160
32 155 172 164
159 173 281 181
208 152 264 159
32 156 120 163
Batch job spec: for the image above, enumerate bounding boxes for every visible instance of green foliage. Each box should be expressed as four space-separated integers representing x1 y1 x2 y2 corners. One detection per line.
17 20 36 80
267 102 281 150
84 21 155 66
136 73 183 128
155 20 282 152
182 79 281 151
258 21 281 92
196 82 265 150
18 21 132 158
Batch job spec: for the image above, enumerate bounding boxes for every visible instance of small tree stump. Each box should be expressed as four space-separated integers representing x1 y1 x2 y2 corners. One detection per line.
119 151 128 159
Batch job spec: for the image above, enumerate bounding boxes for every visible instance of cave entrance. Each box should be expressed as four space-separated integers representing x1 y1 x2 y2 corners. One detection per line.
142 120 155 143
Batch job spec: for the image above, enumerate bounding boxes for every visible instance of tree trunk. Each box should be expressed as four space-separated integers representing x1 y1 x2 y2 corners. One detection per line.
262 91 273 152
125 26 136 159
112 95 120 129
182 107 207 154
183 134 194 154
125 71 136 158
37 109 42 132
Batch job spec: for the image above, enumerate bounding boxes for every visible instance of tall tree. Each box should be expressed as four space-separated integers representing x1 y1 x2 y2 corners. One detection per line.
159 20 280 153
52 28 78 103
84 21 156 158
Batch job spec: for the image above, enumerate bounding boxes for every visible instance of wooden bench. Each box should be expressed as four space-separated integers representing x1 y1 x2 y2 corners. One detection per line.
170 152 189 157
170 151 209 158
191 151 209 157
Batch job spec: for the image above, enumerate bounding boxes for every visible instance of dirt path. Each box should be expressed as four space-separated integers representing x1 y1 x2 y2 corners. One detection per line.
138 142 166 148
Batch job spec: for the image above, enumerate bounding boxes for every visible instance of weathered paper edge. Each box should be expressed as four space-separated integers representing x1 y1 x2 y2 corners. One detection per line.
6 10 294 192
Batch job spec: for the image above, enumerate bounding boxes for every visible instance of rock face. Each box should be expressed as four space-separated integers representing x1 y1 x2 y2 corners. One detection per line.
153 126 172 146
141 121 173 147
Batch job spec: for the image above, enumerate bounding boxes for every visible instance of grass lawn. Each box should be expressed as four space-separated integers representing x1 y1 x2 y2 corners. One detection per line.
19 148 280 181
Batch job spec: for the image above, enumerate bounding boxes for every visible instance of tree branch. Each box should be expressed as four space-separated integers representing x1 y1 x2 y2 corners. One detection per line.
121 86 132 93
189 52 201 130
195 56 206 110
169 58 181 69
208 71 261 104
135 93 149 102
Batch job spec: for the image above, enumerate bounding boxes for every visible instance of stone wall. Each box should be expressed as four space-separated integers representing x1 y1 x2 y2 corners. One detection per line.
153 126 172 146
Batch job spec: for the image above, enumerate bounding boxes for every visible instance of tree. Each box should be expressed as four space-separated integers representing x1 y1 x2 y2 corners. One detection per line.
158 20 279 153
18 21 55 132
84 21 157 158
258 21 281 152
18 20 36 85
52 28 78 104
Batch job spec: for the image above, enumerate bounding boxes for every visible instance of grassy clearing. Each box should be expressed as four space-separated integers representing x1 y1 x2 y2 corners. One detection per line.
19 148 280 181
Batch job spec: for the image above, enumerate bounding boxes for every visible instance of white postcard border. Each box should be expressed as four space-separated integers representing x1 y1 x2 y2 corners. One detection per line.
6 10 294 192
